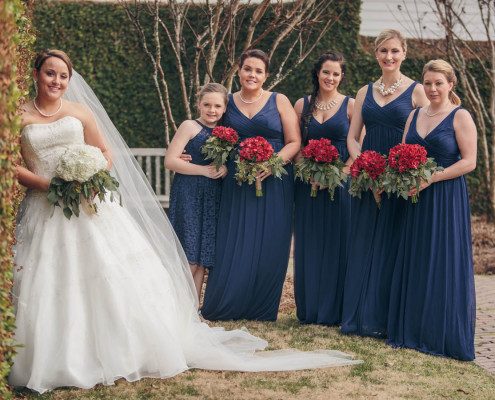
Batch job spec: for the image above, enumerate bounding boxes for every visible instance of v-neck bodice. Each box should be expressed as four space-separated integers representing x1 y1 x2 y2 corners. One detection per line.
406 107 462 167
361 81 419 154
224 93 284 149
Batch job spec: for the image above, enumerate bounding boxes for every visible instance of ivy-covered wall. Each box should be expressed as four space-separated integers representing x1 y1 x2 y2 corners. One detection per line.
31 0 489 215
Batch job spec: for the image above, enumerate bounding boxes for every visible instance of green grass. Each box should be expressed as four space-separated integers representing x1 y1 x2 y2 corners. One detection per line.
12 312 495 400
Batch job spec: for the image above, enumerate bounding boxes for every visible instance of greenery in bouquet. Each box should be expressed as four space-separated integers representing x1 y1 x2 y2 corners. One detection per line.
382 143 443 203
234 136 287 197
47 144 121 219
201 126 239 171
295 138 347 200
349 150 387 207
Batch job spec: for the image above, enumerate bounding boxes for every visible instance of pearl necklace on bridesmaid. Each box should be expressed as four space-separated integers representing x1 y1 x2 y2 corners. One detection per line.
34 97 63 117
239 89 264 104
377 75 402 96
314 95 339 111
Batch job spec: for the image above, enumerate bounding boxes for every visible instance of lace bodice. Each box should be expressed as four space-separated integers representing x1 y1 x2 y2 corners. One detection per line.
21 116 85 180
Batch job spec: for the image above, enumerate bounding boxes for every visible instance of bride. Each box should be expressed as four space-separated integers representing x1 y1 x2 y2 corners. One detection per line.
10 49 361 394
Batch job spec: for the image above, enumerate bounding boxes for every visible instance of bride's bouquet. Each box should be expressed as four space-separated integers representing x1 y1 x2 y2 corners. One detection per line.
294 138 347 200
234 136 287 197
382 143 443 203
349 150 387 208
47 144 121 219
201 126 239 170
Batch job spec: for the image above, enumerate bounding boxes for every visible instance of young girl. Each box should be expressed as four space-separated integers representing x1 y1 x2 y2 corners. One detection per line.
165 83 228 309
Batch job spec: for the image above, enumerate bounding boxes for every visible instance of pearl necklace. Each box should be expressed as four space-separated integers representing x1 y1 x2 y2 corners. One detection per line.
239 89 264 104
377 75 402 96
315 96 338 111
34 97 63 117
425 104 453 117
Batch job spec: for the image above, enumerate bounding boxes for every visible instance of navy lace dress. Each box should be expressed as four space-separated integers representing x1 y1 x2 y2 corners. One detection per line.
341 82 418 337
387 107 475 361
294 96 351 326
168 120 222 269
201 93 294 321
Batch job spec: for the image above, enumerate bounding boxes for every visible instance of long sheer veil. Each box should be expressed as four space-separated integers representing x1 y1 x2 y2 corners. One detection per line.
63 70 362 373
63 71 199 315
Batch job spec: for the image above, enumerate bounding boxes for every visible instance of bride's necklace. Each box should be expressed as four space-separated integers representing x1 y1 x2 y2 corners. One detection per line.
377 75 402 96
34 97 63 117
425 104 453 117
239 89 264 104
315 95 339 111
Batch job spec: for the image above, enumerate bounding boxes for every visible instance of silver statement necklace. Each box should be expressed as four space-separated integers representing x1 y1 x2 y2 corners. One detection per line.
378 75 402 96
315 96 338 111
34 97 63 117
239 89 264 104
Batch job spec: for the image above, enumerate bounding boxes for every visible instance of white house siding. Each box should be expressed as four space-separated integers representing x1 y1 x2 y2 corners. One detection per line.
360 0 491 40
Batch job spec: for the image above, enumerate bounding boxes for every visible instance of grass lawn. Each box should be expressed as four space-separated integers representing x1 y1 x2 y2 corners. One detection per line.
12 311 495 399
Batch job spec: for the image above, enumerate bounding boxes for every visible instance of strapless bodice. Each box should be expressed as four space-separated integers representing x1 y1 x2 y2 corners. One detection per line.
21 116 85 180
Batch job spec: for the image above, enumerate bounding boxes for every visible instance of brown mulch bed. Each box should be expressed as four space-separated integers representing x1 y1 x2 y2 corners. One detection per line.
472 216 495 275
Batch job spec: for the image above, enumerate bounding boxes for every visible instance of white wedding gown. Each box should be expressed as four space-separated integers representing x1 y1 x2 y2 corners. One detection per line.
10 115 361 394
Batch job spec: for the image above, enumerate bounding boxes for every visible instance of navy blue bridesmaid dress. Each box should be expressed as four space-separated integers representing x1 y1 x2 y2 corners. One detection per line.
168 120 222 269
294 96 351 326
341 82 418 337
201 93 294 321
387 107 475 361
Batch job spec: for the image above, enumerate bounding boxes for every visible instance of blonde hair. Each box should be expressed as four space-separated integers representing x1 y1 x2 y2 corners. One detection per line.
34 49 73 78
374 29 407 52
198 83 228 105
422 59 461 106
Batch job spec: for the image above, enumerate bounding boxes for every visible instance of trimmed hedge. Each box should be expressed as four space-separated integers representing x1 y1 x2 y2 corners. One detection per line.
0 0 35 396
31 0 490 215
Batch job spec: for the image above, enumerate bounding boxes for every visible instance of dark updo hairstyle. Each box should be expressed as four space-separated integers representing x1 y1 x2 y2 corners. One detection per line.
301 50 345 144
239 49 270 74
34 49 73 78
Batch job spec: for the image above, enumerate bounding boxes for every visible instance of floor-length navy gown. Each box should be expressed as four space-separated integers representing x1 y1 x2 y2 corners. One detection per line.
294 96 351 326
201 93 294 321
341 82 418 337
169 121 222 269
387 107 475 361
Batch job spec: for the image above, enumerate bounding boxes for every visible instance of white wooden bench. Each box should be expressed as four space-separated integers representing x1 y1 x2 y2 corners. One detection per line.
130 148 170 208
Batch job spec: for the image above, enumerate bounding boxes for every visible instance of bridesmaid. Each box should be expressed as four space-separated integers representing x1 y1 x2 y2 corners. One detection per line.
387 60 477 360
342 29 429 337
201 49 301 321
293 51 355 326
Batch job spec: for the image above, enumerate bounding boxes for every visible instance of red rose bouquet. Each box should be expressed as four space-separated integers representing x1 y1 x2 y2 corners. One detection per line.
349 150 387 207
294 138 347 200
201 126 239 170
235 136 287 196
382 143 443 203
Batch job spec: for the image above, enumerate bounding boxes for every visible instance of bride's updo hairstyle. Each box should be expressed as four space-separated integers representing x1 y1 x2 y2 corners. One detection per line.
374 29 407 53
34 49 73 78
422 59 461 106
239 49 270 74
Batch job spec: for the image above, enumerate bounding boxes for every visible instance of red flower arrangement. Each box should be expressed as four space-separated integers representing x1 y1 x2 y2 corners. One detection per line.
349 150 387 207
201 126 239 170
295 138 347 199
235 136 287 196
382 143 443 203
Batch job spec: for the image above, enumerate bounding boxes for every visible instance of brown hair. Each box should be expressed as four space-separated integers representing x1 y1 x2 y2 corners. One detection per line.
34 49 73 78
239 49 270 74
422 59 461 106
198 83 229 105
374 29 407 52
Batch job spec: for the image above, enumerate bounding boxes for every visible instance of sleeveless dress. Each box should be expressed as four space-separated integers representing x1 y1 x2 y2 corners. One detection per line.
201 93 294 321
341 82 418 337
387 107 475 361
294 96 351 326
10 116 361 393
168 120 222 269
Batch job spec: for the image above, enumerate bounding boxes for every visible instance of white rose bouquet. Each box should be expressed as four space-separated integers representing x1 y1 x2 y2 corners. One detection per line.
47 144 121 219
